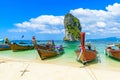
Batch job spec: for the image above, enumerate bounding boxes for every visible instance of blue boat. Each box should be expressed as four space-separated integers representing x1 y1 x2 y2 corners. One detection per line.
0 44 11 50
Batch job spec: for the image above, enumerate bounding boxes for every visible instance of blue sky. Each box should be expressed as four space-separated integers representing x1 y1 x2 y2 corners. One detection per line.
0 0 120 40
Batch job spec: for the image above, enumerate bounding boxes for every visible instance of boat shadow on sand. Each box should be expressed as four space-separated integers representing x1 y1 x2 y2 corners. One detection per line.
78 58 99 68
107 56 120 62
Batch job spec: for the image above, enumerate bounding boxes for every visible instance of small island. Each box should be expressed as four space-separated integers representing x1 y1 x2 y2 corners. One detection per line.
63 13 82 41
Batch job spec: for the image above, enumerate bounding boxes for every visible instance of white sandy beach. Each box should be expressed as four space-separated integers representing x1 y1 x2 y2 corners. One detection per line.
0 58 120 80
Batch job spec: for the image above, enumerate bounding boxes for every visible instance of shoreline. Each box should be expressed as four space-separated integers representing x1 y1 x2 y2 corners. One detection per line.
0 57 120 80
0 57 120 71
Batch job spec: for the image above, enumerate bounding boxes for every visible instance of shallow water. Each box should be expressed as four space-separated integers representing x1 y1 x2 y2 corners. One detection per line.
0 40 120 69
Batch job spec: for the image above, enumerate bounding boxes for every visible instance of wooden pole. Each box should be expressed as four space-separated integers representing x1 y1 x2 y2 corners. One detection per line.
80 32 85 50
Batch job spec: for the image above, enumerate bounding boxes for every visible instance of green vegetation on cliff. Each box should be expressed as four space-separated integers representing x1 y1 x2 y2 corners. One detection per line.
64 13 82 41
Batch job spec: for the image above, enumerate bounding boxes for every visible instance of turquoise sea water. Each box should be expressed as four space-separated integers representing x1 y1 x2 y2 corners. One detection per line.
0 40 120 69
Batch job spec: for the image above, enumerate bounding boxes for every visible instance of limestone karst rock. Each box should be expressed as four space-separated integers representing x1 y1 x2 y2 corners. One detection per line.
64 13 81 41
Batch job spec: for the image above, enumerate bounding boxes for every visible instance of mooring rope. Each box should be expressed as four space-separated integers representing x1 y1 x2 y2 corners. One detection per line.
84 67 98 80
78 49 83 60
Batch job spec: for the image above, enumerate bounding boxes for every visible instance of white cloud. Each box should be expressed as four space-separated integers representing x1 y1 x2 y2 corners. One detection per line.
8 3 120 38
106 3 120 15
8 29 27 32
70 3 120 38
9 15 64 34
86 32 91 35
37 29 65 34
98 29 104 32
30 15 64 25
110 27 119 31
96 22 106 28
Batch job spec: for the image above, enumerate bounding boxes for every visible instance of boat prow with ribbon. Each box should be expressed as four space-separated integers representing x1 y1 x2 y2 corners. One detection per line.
75 32 97 65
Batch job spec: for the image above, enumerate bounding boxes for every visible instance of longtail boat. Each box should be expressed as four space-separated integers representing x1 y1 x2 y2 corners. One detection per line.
105 44 120 60
32 36 64 60
10 43 34 52
0 44 11 50
75 32 97 65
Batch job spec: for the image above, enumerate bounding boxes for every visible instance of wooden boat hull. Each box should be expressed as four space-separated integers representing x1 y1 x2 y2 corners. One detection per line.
10 44 34 51
75 32 97 64
75 49 97 64
106 49 120 60
32 36 64 60
36 47 64 60
37 45 49 50
0 44 11 50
